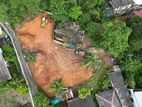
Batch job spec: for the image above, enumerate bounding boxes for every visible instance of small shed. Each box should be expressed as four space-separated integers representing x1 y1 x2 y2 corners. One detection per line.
54 21 85 48
0 48 12 81
67 95 95 107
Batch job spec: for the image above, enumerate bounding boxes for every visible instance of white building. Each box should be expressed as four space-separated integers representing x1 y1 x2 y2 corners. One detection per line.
129 89 142 107
133 0 142 5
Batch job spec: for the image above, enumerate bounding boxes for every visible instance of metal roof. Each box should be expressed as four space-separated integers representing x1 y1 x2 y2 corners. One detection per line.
0 48 11 81
109 0 134 9
67 95 95 107
109 71 133 107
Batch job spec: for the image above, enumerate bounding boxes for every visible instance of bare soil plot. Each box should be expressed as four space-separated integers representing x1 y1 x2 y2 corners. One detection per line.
16 13 93 96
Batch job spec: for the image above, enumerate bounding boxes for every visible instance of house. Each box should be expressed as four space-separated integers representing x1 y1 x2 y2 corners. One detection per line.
129 89 142 107
96 89 122 107
96 70 133 107
0 48 12 81
109 71 133 107
107 0 142 16
0 26 11 45
67 95 95 107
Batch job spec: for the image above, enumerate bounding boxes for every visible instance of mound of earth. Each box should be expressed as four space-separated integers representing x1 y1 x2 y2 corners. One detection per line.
16 13 93 96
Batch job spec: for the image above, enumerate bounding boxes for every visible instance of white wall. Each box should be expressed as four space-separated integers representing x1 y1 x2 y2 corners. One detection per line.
133 0 142 5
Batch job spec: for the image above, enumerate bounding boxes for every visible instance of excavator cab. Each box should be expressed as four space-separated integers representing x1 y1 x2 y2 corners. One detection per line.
41 14 48 28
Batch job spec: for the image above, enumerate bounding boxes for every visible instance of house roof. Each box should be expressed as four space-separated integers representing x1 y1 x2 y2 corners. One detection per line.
96 89 122 107
0 48 11 81
109 71 133 107
0 39 6 46
131 90 142 107
133 0 142 5
54 21 84 45
67 95 95 107
134 10 142 17
109 0 134 10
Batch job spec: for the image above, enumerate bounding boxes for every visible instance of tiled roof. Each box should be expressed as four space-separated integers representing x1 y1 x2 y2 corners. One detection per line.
96 89 122 107
109 71 133 107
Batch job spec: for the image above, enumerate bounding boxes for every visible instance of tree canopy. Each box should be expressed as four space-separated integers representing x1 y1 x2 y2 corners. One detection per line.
0 0 40 28
127 16 142 52
100 20 132 58
69 6 82 20
49 0 69 22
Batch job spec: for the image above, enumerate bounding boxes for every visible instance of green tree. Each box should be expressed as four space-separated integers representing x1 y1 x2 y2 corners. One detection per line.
121 57 142 88
69 6 82 20
86 22 102 44
127 16 142 52
1 44 20 72
49 0 69 22
84 54 105 72
23 49 36 63
0 0 40 28
78 87 91 99
48 79 66 95
100 20 132 58
34 91 53 107
0 3 8 22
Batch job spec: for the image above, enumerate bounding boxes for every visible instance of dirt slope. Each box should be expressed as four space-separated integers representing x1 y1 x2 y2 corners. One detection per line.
17 13 93 96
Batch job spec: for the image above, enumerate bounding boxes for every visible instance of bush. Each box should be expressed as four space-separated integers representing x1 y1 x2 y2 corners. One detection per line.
23 49 36 63
34 91 52 107
78 87 91 99
48 79 66 95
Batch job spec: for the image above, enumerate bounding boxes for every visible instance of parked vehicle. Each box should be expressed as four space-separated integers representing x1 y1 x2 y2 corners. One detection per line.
74 50 86 57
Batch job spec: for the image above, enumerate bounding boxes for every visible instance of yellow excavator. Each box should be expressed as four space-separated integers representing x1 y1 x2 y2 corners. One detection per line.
41 14 48 28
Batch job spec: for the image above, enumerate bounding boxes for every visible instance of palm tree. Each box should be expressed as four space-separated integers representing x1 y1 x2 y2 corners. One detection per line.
48 79 67 95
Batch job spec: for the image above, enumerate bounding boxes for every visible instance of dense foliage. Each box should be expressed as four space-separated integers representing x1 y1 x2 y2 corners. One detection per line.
34 91 52 107
121 56 142 88
49 0 69 22
127 16 142 52
100 20 132 58
78 87 91 99
0 0 40 28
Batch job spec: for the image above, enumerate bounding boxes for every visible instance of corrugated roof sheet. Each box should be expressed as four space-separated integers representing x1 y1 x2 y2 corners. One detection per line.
0 48 11 81
67 95 95 107
109 0 134 9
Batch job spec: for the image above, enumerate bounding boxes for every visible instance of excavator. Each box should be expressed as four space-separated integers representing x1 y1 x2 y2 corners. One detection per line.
41 14 48 28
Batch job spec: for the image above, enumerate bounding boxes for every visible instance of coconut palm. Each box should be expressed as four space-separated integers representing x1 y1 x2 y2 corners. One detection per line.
48 79 67 95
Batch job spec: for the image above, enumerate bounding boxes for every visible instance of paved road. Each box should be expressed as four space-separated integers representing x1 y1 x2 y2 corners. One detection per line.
0 23 37 107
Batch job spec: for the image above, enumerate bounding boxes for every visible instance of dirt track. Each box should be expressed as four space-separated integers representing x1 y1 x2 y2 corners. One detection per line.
17 13 93 96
